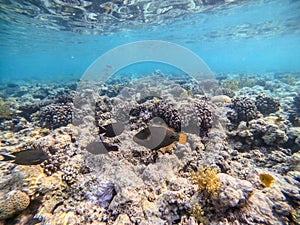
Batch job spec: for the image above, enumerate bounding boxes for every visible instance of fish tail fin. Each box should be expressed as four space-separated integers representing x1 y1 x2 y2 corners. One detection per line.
178 133 187 144
108 145 118 152
103 142 119 152
99 126 106 134
0 154 15 162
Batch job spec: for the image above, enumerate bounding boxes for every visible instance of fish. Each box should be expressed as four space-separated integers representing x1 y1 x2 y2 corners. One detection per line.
0 149 49 165
86 141 118 154
136 96 162 104
259 173 275 187
133 125 187 150
274 116 285 124
99 121 124 137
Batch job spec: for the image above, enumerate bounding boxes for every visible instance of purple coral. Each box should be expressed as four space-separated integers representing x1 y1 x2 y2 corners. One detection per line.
86 181 116 208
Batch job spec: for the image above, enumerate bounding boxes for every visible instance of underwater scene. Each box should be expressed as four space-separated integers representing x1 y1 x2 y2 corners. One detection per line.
0 0 300 224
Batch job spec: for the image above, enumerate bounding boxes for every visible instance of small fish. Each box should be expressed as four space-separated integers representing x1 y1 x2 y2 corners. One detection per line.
0 149 49 165
86 141 118 154
99 121 124 138
259 173 275 187
133 125 187 150
274 117 285 124
136 96 162 104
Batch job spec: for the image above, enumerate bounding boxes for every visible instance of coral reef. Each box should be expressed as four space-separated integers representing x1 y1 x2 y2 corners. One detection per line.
0 74 299 224
227 117 290 150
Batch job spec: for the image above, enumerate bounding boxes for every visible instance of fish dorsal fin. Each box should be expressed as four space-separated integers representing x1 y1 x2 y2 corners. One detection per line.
134 127 151 141
150 117 168 127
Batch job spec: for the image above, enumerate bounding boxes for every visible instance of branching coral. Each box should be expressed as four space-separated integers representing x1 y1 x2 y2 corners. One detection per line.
190 203 209 225
190 166 221 196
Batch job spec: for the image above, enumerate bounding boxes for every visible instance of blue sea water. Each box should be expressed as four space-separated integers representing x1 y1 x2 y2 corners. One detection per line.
0 0 300 82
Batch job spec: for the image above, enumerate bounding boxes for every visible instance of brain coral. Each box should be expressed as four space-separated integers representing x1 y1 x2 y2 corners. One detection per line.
0 190 30 220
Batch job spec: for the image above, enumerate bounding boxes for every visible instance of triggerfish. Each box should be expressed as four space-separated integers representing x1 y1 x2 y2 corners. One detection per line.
133 125 187 150
86 141 118 154
0 149 49 165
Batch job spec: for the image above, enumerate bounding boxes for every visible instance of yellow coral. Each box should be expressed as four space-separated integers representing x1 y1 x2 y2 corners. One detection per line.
190 166 221 196
190 203 209 225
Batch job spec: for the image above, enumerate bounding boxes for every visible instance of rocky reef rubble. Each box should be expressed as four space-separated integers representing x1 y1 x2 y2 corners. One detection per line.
0 74 299 224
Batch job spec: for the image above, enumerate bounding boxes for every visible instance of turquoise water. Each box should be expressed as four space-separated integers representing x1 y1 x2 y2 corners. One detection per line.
1 1 300 224
1 0 300 82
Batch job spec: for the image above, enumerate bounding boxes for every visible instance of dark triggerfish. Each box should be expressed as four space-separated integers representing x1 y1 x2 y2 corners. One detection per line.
0 149 49 165
86 141 118 154
133 125 187 150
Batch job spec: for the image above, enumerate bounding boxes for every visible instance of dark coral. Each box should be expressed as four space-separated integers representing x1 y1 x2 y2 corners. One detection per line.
18 93 74 122
95 97 113 127
194 100 212 137
54 93 74 104
39 103 73 129
19 100 53 121
289 92 300 126
228 96 260 125
255 94 280 116
293 92 300 114
152 100 181 132
129 100 181 132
